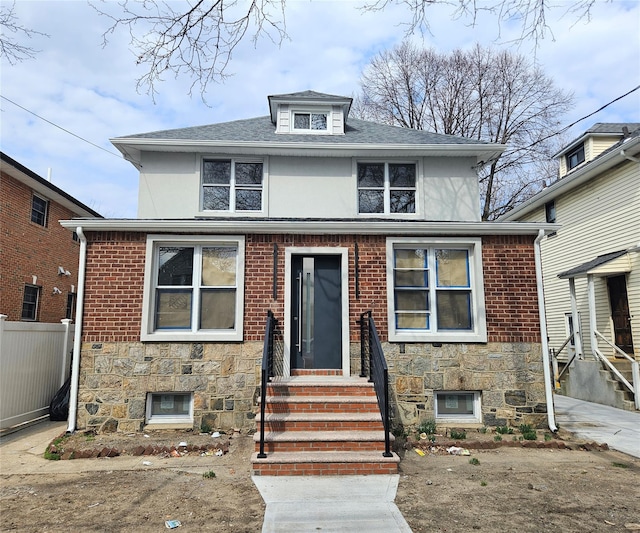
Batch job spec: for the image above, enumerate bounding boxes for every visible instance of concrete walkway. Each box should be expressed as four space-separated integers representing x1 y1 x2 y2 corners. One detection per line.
253 475 413 533
554 394 640 458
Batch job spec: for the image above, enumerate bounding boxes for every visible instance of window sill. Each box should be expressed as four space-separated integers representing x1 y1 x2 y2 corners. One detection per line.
144 422 194 430
389 331 487 344
141 330 242 342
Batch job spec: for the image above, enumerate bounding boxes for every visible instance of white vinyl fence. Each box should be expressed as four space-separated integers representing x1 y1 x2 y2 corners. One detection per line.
0 316 74 430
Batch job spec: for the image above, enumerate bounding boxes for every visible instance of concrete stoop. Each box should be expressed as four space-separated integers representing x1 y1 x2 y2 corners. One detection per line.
252 376 400 476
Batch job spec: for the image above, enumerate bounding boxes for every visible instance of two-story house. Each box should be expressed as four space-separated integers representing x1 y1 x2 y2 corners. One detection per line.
60 91 557 474
502 123 640 411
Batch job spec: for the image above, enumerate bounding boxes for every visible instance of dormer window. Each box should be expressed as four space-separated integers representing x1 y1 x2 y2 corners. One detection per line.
292 111 328 132
566 144 585 170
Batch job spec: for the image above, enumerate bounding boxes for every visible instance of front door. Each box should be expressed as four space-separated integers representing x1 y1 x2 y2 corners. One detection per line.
290 255 342 370
607 275 634 354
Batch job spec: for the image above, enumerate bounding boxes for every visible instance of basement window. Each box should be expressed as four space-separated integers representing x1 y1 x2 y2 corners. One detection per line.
434 391 481 423
146 393 193 426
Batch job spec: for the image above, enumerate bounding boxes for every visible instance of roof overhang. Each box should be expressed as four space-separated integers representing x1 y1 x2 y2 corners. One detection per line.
500 135 640 221
558 250 632 279
60 218 557 236
110 138 505 168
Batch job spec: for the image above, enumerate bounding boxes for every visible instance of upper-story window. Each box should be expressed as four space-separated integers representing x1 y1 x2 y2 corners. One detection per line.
202 159 263 212
31 194 49 226
566 144 585 170
21 284 40 321
358 162 416 214
545 200 556 223
292 111 328 132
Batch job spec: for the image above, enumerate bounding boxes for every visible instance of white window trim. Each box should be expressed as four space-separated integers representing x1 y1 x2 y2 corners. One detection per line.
145 392 194 426
386 237 487 343
355 159 422 218
141 234 245 342
434 391 482 424
290 108 332 134
200 156 267 214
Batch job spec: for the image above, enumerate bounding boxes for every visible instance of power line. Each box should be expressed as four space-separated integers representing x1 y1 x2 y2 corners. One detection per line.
0 95 123 159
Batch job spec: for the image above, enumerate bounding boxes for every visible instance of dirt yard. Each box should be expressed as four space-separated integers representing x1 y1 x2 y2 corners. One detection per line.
0 428 639 532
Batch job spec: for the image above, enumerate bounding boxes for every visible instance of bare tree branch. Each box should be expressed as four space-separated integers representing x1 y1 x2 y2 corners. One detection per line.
361 0 606 47
0 1 48 65
91 0 288 100
353 43 574 220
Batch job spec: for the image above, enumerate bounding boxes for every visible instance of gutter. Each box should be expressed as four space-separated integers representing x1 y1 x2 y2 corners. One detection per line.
66 226 87 434
621 149 640 163
534 229 558 432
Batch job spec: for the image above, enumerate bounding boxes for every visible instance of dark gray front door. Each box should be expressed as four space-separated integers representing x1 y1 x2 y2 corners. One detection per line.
291 255 342 369
607 275 634 354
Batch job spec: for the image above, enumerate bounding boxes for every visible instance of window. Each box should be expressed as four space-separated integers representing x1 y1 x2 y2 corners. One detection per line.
545 200 556 223
566 144 585 170
358 162 416 214
72 231 79 242
435 391 481 423
21 285 40 321
146 393 193 425
202 159 263 211
292 112 328 132
66 292 76 320
141 235 245 341
386 238 486 342
31 194 49 226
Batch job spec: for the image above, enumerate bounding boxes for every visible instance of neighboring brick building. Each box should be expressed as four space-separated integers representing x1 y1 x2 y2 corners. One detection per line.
1 152 101 323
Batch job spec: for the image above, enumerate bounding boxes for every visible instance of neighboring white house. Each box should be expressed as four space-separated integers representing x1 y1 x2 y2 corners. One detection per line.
502 123 640 411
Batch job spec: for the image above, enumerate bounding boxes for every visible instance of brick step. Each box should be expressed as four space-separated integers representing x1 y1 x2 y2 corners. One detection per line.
251 451 400 476
260 395 380 414
266 377 375 397
255 412 384 432
253 430 393 453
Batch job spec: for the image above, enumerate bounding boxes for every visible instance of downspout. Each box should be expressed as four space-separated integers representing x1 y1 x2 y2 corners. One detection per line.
620 149 640 163
535 229 558 432
66 226 87 434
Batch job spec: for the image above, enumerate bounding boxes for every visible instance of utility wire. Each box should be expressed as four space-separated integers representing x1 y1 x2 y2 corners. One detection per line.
0 94 123 159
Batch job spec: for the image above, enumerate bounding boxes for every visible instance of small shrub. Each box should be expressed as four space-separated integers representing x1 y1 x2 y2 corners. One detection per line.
200 422 212 434
469 457 480 465
202 470 216 479
417 418 437 436
479 427 488 434
493 435 502 442
480 481 487 486
450 429 466 440
495 426 513 435
544 433 552 442
519 424 537 441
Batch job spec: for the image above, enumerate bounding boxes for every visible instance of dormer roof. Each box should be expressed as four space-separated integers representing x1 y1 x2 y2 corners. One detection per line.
267 90 352 123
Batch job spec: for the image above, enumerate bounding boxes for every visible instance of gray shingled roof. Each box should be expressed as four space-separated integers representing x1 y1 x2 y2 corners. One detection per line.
269 90 350 101
558 250 628 279
585 123 640 134
115 116 490 146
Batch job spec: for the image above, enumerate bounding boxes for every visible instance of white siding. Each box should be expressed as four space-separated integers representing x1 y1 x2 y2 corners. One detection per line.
521 160 640 359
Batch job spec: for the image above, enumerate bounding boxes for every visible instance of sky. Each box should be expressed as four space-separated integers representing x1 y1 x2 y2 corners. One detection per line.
1 0 639 219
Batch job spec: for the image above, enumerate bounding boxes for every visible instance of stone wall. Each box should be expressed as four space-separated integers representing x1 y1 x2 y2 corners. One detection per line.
77 341 263 433
382 341 547 430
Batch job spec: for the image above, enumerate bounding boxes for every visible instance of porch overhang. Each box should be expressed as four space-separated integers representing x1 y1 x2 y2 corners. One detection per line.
558 250 631 279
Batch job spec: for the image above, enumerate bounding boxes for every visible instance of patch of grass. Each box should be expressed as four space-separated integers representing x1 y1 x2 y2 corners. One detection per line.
417 418 437 437
611 462 629 469
495 425 514 435
493 435 502 442
544 433 552 442
469 457 480 465
202 470 216 479
450 429 466 440
44 434 69 461
480 481 487 486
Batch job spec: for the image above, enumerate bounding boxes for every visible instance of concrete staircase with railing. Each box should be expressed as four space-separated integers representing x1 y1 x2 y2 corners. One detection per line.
251 374 400 476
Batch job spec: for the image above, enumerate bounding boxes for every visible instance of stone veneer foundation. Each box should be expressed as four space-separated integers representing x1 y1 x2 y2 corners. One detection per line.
78 339 546 434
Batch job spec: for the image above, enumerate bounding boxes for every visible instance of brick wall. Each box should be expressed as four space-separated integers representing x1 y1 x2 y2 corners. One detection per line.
80 231 540 343
1 172 82 322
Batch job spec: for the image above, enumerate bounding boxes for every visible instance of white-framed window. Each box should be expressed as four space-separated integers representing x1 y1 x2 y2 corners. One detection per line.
146 392 193 425
202 158 263 212
141 235 245 342
357 162 416 214
21 284 40 321
386 237 486 343
31 194 49 226
434 391 481 423
291 110 329 132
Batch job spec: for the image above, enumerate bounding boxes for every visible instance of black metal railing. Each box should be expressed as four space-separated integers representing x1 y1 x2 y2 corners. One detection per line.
358 310 392 457
257 310 278 459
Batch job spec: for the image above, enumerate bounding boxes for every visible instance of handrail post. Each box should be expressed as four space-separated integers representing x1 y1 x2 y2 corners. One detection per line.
358 311 367 378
